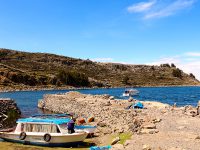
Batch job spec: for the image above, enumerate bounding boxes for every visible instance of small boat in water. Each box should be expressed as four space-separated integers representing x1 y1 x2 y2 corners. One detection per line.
122 89 139 97
0 117 88 146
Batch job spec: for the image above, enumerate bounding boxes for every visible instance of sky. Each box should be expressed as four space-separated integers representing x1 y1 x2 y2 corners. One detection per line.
0 0 200 79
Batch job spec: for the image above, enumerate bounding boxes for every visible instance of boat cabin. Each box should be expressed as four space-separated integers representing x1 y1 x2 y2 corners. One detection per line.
16 118 72 134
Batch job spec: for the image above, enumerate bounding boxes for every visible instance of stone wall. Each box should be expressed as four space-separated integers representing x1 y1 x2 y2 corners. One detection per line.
0 98 21 129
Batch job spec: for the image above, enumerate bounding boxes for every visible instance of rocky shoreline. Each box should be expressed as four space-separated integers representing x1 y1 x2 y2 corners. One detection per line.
1 84 200 93
0 98 21 129
38 91 200 150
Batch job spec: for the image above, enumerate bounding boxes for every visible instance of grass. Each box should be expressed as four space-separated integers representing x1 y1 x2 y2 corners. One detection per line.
0 141 90 150
111 132 132 145
118 133 132 144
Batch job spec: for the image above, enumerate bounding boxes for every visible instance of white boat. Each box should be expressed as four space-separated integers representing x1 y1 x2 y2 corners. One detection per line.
122 89 139 97
0 117 88 146
31 114 97 134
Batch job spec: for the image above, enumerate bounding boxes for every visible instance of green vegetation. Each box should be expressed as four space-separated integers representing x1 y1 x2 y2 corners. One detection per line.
57 70 89 87
118 133 132 144
0 142 89 150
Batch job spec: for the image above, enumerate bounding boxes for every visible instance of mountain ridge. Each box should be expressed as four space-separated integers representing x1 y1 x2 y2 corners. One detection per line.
0 48 199 90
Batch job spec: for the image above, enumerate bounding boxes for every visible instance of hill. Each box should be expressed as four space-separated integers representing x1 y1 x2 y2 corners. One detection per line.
0 48 199 91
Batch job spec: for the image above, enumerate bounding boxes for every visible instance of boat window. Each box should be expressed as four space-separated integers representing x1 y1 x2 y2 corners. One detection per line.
59 123 68 129
23 123 59 133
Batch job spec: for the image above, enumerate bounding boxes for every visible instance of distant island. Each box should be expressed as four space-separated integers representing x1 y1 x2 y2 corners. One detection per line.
0 48 199 91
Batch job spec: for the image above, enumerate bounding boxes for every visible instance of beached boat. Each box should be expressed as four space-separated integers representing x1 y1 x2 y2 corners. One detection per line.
30 114 97 134
0 117 88 146
122 89 139 97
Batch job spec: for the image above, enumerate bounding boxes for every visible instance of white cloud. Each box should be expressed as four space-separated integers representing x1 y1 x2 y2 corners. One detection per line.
91 58 114 62
127 0 156 13
127 0 197 20
184 52 200 57
147 53 200 80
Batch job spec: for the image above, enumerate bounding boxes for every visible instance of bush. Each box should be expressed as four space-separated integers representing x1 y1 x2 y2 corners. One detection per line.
160 64 170 67
172 68 182 78
189 73 195 79
171 63 176 68
57 70 89 87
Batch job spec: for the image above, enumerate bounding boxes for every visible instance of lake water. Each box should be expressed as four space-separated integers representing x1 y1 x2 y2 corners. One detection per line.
0 86 200 117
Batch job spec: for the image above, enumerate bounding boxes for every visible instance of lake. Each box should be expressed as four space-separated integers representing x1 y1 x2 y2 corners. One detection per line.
0 86 200 116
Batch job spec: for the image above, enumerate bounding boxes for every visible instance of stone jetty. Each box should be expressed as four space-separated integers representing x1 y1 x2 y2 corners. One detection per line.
0 98 21 129
38 92 200 150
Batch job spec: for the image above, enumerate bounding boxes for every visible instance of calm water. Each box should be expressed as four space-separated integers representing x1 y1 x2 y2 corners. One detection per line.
0 86 200 117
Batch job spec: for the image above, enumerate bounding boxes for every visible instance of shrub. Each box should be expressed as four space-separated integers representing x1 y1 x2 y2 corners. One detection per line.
160 64 170 67
171 63 176 68
172 68 182 78
57 70 89 87
189 73 195 79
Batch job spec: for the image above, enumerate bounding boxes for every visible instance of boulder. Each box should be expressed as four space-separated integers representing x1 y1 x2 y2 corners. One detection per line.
111 137 120 145
140 129 159 134
88 117 95 123
111 144 125 150
77 118 86 124
143 123 156 129
142 144 152 150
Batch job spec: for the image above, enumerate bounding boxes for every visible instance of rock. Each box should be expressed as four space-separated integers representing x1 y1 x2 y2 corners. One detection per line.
140 129 159 134
111 137 120 145
109 96 115 100
168 147 185 150
143 144 151 150
198 100 200 106
97 122 107 127
128 97 134 102
77 118 86 124
124 140 132 146
88 117 95 122
152 118 162 123
104 101 111 106
111 144 125 150
143 123 156 129
195 136 200 139
177 126 185 130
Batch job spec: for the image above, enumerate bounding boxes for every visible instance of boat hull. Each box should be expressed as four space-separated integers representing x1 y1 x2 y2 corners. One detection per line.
0 131 88 146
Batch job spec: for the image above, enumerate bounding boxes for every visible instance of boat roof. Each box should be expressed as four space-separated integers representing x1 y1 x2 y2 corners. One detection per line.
31 113 72 118
17 117 71 125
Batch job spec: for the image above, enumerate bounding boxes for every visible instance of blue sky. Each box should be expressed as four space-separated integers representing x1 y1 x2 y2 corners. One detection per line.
0 0 200 79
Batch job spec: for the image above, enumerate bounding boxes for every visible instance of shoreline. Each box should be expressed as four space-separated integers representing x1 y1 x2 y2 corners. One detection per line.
37 91 200 150
0 84 200 93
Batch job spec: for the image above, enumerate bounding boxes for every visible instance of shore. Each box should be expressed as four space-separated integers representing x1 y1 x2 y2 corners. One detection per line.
38 91 200 150
1 84 200 93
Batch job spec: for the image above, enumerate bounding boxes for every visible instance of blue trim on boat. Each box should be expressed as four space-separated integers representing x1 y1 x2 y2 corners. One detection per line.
75 125 97 129
17 118 71 125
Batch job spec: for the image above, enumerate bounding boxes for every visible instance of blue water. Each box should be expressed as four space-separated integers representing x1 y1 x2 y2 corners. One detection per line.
0 87 200 117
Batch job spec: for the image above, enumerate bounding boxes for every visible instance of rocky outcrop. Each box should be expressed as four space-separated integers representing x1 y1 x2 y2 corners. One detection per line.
0 98 21 129
38 91 169 135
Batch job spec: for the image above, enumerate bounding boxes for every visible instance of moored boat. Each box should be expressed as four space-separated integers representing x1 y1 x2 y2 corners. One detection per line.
0 117 88 146
122 89 139 97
